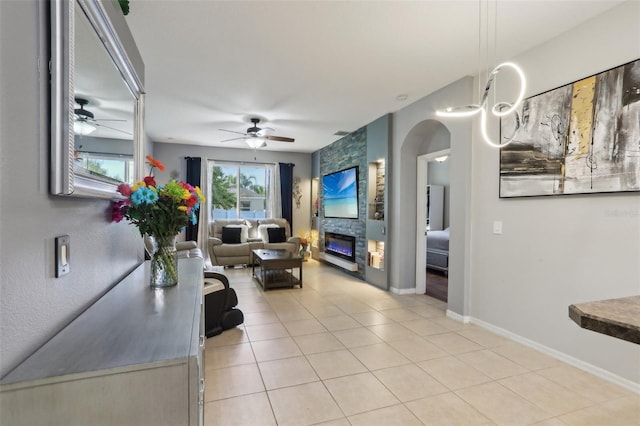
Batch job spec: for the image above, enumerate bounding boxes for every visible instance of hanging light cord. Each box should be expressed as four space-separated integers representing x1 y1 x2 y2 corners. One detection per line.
436 0 526 149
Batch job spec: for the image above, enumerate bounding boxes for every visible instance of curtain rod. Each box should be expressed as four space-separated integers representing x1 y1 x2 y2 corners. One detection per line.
209 159 295 167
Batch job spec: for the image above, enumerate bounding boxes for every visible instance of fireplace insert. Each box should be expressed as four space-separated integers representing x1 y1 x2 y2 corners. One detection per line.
324 232 356 262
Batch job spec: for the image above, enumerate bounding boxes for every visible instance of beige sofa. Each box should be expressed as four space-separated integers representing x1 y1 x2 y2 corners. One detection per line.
208 218 301 266
144 237 203 259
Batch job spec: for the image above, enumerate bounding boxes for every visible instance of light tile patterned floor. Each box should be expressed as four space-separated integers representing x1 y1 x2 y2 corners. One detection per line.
204 261 639 426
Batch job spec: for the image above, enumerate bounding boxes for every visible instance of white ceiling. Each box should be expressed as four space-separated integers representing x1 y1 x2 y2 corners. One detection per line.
125 0 623 153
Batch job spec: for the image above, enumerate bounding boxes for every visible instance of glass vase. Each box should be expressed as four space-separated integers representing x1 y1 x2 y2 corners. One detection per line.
148 234 178 287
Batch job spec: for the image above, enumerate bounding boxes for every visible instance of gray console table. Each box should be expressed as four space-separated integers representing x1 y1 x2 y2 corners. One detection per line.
0 258 205 426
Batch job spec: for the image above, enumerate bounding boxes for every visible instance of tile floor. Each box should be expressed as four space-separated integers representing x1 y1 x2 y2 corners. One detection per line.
204 260 639 426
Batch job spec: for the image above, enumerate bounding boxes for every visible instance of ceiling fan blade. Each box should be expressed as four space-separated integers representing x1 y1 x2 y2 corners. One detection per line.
95 122 133 135
218 129 248 136
265 135 295 143
219 136 246 143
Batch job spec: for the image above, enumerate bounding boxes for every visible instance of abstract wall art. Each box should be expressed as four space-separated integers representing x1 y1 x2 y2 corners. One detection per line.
500 59 640 197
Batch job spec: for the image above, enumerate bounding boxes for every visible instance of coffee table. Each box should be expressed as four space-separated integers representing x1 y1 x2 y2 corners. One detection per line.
252 249 303 290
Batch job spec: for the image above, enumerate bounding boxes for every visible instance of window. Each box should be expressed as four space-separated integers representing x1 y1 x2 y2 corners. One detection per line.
74 152 134 184
208 161 275 220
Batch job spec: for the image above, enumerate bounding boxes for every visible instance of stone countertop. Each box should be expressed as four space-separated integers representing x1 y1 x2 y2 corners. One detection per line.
569 296 640 344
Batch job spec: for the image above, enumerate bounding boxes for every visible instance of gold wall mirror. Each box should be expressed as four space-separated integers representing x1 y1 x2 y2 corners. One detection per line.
50 0 144 198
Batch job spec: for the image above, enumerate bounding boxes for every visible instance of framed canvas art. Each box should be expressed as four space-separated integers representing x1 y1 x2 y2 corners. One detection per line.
499 59 640 198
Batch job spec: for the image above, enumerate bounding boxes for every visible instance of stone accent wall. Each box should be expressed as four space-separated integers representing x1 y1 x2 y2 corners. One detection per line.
318 127 367 278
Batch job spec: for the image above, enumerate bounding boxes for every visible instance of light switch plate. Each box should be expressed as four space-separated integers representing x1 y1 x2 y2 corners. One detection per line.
55 235 70 277
492 221 503 235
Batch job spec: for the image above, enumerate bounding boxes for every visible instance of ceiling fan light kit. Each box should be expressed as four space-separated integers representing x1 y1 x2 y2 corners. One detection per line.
246 137 267 149
73 97 131 136
74 120 97 136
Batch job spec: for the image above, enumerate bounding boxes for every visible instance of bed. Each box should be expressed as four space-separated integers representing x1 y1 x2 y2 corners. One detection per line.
426 228 449 275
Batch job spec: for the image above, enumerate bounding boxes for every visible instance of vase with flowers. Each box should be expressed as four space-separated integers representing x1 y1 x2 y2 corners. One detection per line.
298 229 319 260
112 155 205 287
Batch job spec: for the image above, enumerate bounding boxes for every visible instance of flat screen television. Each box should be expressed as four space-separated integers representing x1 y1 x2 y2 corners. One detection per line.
322 166 359 219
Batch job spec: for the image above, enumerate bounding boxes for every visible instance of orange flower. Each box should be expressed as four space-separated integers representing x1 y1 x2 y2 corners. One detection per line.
145 155 165 172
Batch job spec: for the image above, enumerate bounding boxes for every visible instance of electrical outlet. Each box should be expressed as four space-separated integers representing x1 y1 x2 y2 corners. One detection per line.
55 235 70 277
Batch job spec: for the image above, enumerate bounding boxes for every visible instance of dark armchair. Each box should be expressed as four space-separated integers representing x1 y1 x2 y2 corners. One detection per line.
203 271 244 337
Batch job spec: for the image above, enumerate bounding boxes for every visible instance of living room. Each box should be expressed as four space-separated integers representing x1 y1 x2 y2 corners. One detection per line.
1 0 638 424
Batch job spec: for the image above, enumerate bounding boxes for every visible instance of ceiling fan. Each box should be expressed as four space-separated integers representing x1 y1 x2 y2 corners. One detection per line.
219 117 295 148
74 97 130 136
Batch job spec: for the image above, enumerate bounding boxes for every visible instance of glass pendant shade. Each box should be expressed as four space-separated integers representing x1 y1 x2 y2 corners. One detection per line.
246 137 266 149
74 120 97 135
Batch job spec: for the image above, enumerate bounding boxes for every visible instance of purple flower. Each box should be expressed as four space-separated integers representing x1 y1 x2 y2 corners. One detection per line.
111 200 127 223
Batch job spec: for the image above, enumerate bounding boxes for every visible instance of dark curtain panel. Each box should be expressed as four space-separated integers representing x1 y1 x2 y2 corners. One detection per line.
185 157 201 241
279 162 294 228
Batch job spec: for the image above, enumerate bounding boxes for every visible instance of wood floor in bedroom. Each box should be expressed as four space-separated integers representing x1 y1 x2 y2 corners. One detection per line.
426 269 448 302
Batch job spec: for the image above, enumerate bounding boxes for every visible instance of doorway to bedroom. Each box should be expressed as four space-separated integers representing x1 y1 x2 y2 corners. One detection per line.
416 149 450 302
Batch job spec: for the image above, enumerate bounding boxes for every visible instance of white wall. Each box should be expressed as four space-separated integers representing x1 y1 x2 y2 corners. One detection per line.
152 143 313 237
468 1 640 384
0 1 142 377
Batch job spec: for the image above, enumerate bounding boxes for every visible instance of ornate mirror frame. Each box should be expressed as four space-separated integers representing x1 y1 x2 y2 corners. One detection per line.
50 0 145 198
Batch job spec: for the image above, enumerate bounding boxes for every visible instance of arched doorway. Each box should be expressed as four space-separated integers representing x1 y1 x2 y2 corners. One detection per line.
389 76 474 318
400 120 451 296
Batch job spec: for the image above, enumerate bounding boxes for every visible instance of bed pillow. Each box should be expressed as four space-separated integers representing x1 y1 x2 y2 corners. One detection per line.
257 224 279 243
267 227 287 243
221 226 242 244
224 224 249 242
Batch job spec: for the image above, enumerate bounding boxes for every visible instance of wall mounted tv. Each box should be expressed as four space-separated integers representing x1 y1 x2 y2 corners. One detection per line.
322 166 359 219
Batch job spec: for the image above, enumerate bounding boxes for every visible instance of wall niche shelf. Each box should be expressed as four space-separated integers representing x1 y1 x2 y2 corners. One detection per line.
367 239 385 271
368 160 385 221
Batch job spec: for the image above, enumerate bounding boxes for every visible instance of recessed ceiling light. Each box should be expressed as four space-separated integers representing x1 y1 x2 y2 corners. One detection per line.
396 94 408 101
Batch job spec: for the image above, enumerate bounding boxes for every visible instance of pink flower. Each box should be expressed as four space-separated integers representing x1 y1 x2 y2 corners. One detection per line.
180 182 195 192
117 183 132 196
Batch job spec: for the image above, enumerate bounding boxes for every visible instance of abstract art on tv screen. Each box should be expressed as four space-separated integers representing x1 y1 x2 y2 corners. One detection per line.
500 59 640 198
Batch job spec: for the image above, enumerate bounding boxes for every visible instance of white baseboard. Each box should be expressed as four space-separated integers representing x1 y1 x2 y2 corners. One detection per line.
446 309 471 323
469 316 640 394
390 287 416 295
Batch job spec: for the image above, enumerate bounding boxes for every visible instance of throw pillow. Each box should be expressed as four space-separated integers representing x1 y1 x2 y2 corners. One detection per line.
225 224 248 242
257 224 279 243
267 227 286 243
221 226 242 244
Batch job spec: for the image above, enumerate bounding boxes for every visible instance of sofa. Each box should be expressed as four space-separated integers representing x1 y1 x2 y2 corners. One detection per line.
144 237 203 259
208 218 301 266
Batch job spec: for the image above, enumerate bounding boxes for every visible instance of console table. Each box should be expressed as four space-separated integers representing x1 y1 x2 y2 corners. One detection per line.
0 258 205 425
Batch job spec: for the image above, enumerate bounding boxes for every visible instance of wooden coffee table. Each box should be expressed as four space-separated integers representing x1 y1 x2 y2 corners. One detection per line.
252 249 303 291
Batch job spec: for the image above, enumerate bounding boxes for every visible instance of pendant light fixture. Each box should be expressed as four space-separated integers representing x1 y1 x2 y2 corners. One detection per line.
436 0 526 148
